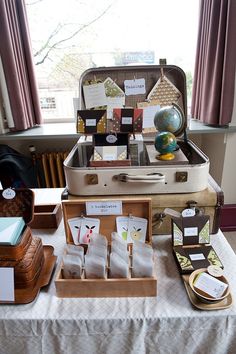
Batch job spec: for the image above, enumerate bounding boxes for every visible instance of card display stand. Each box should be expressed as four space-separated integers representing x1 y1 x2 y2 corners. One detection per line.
55 197 157 298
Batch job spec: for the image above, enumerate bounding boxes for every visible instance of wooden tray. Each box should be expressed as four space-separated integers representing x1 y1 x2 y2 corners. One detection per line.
182 275 233 310
0 246 57 304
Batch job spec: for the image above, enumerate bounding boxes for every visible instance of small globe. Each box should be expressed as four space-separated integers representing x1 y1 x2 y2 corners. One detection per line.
154 104 184 134
155 131 177 154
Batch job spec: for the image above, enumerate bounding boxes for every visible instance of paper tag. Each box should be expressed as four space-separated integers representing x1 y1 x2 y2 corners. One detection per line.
106 134 117 143
184 227 198 237
86 119 96 127
124 78 146 96
86 201 122 215
194 272 228 299
189 253 205 261
163 208 181 218
2 188 16 200
122 117 132 125
182 208 195 217
0 268 15 302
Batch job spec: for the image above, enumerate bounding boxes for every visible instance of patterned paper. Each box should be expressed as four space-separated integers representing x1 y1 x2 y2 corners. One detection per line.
112 108 143 133
147 75 183 109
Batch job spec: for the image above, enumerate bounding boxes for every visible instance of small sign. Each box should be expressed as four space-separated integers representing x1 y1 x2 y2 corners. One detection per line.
0 267 15 302
2 188 16 200
182 208 195 217
86 201 122 215
124 78 146 96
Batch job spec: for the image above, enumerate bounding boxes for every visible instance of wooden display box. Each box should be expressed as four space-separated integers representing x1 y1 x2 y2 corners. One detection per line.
55 197 157 297
29 204 62 229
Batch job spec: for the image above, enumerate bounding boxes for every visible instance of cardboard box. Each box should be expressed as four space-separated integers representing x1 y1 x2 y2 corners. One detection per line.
55 197 157 297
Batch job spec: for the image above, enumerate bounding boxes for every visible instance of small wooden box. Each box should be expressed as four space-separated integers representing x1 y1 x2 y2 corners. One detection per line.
29 204 62 229
55 197 157 297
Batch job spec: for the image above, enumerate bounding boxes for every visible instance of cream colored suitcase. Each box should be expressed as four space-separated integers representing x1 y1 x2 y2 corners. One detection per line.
64 64 209 196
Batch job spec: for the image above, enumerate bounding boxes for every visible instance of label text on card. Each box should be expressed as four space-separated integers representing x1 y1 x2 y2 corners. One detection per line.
184 227 198 237
86 201 123 215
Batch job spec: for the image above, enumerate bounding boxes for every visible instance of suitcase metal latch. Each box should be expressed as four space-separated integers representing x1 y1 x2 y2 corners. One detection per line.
86 174 98 185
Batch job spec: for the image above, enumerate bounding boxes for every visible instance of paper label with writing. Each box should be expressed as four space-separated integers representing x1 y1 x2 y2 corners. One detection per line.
86 119 96 127
83 82 107 109
189 253 205 261
0 267 15 302
194 272 228 299
184 227 198 237
86 201 122 215
182 208 196 217
124 78 146 96
2 188 16 200
122 117 132 125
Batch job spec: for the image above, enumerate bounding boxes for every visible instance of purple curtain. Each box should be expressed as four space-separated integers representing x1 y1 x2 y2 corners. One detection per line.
0 0 42 131
191 0 236 126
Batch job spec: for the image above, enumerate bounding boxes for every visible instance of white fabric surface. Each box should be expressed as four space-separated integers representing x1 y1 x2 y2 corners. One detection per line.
0 192 236 354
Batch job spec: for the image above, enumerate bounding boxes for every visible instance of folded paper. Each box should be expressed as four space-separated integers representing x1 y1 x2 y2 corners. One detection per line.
173 245 223 274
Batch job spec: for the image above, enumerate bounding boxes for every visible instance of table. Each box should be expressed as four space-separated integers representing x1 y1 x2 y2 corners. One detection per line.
0 191 236 354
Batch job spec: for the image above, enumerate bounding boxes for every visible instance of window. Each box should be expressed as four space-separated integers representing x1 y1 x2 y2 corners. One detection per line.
26 0 199 122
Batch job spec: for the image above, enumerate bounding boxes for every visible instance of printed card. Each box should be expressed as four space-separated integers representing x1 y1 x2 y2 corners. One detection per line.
79 217 100 244
83 82 107 109
116 216 129 242
127 216 147 243
67 217 83 245
193 272 228 299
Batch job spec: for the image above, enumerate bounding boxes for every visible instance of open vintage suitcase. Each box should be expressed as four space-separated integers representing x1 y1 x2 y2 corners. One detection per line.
64 64 210 196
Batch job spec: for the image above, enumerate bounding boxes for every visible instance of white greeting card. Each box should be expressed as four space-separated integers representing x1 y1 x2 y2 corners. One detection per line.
83 82 107 109
194 272 228 299
124 78 146 96
127 216 147 243
79 217 100 244
67 217 82 245
116 216 129 242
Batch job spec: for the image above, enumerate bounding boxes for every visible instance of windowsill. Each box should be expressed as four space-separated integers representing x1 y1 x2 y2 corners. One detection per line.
1 120 236 141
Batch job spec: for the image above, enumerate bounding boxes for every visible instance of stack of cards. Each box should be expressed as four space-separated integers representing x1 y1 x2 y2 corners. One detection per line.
0 217 25 245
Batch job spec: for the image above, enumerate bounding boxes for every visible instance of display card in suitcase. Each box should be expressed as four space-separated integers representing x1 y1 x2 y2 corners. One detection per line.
64 63 210 196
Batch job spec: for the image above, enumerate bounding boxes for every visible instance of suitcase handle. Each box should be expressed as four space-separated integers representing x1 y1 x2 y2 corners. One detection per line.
114 173 165 183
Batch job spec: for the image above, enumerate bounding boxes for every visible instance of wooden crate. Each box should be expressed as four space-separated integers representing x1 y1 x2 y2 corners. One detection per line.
29 204 62 229
55 197 157 297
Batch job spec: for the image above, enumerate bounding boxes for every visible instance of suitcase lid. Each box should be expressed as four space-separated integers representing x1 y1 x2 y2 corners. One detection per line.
0 188 34 224
78 62 187 138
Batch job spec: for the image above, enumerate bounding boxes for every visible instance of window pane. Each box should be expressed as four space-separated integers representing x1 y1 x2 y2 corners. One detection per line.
26 0 199 121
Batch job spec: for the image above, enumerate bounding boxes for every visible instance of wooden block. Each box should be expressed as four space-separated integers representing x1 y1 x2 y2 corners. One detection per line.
146 144 189 165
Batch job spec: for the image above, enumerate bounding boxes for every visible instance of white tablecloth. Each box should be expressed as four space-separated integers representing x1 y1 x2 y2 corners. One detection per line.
0 189 236 354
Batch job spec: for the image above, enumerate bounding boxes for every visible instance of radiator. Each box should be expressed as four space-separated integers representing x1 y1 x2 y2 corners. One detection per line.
35 151 69 188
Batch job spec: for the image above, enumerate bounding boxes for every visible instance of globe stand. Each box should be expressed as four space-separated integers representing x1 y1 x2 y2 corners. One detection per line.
157 152 175 161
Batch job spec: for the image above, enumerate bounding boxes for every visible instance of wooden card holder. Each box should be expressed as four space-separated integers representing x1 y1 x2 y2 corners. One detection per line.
55 197 157 298
29 204 62 229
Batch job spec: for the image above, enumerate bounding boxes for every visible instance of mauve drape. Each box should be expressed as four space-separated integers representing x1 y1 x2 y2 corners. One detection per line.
191 0 236 126
0 0 42 131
